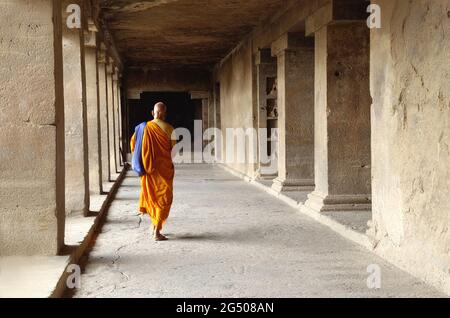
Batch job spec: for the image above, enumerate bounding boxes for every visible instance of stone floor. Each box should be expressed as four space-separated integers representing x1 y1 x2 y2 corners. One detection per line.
74 164 443 298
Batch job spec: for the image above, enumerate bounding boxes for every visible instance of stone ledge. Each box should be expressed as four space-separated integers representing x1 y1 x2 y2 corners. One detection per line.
0 256 70 298
0 166 129 298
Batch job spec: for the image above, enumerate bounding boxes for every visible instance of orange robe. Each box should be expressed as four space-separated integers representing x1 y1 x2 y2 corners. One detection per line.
131 120 175 231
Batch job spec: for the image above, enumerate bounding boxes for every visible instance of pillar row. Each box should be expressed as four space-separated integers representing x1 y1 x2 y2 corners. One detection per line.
271 34 315 192
302 5 371 213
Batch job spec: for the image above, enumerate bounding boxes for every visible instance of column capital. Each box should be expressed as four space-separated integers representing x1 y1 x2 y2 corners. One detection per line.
128 90 142 99
305 0 367 36
255 48 276 66
97 44 107 64
106 56 116 74
106 63 114 75
113 67 120 81
190 91 209 100
271 33 314 57
84 30 97 48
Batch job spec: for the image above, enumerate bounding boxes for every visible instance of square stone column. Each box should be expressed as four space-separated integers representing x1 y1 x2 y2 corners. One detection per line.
115 73 124 167
213 83 222 162
255 49 278 179
190 91 210 153
62 0 90 216
112 68 121 172
208 94 215 132
97 45 110 188
302 3 371 212
271 34 315 192
106 58 116 180
84 27 102 195
0 0 65 255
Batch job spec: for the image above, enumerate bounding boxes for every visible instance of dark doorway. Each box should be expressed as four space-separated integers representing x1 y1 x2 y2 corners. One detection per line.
127 92 201 150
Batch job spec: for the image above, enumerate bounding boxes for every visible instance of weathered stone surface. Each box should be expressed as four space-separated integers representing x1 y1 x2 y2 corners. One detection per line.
305 0 367 36
303 21 371 212
116 79 124 167
100 0 286 68
85 34 102 195
255 49 277 178
369 0 450 295
0 0 65 255
63 3 90 216
106 60 117 179
125 67 211 94
97 46 110 186
112 69 121 171
216 41 256 177
271 34 315 192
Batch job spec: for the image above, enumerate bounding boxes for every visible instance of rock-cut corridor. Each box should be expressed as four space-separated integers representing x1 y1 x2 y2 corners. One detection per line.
74 165 442 298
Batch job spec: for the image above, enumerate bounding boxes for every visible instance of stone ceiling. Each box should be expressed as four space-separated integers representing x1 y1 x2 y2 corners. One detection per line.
100 0 287 69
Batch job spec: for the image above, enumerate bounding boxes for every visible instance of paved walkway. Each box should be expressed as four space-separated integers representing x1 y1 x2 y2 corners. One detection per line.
74 164 442 298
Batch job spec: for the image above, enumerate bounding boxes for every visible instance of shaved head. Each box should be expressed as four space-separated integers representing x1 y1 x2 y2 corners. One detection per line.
152 102 167 120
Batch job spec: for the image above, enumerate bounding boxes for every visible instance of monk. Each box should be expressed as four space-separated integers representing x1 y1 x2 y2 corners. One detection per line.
130 102 176 241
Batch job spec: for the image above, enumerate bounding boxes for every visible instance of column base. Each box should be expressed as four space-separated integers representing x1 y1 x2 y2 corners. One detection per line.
255 173 277 181
271 177 315 192
302 191 371 212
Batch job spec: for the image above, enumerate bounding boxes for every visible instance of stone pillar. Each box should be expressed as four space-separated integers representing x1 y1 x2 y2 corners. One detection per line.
106 58 116 180
255 49 278 179
84 27 102 195
97 45 110 188
112 68 121 172
114 71 123 168
213 83 222 162
208 94 215 131
0 0 65 255
271 34 315 192
302 2 371 212
202 100 209 133
62 0 90 216
190 91 210 151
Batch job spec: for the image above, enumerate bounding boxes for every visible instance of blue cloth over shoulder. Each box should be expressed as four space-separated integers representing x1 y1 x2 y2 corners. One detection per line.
132 122 147 176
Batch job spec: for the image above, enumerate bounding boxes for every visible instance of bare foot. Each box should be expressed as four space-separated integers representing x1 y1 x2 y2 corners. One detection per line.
154 233 168 241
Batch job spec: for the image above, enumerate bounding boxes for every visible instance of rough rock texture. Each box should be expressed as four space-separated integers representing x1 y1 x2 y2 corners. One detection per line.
125 67 211 96
216 41 256 177
271 35 315 192
98 49 111 184
106 62 117 178
85 40 102 195
100 0 286 68
63 3 90 215
0 0 65 255
114 77 122 171
74 165 442 297
303 21 372 212
369 0 450 294
255 49 277 177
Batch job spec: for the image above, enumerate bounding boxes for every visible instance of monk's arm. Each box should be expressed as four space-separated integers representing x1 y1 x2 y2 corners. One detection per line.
130 133 136 152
